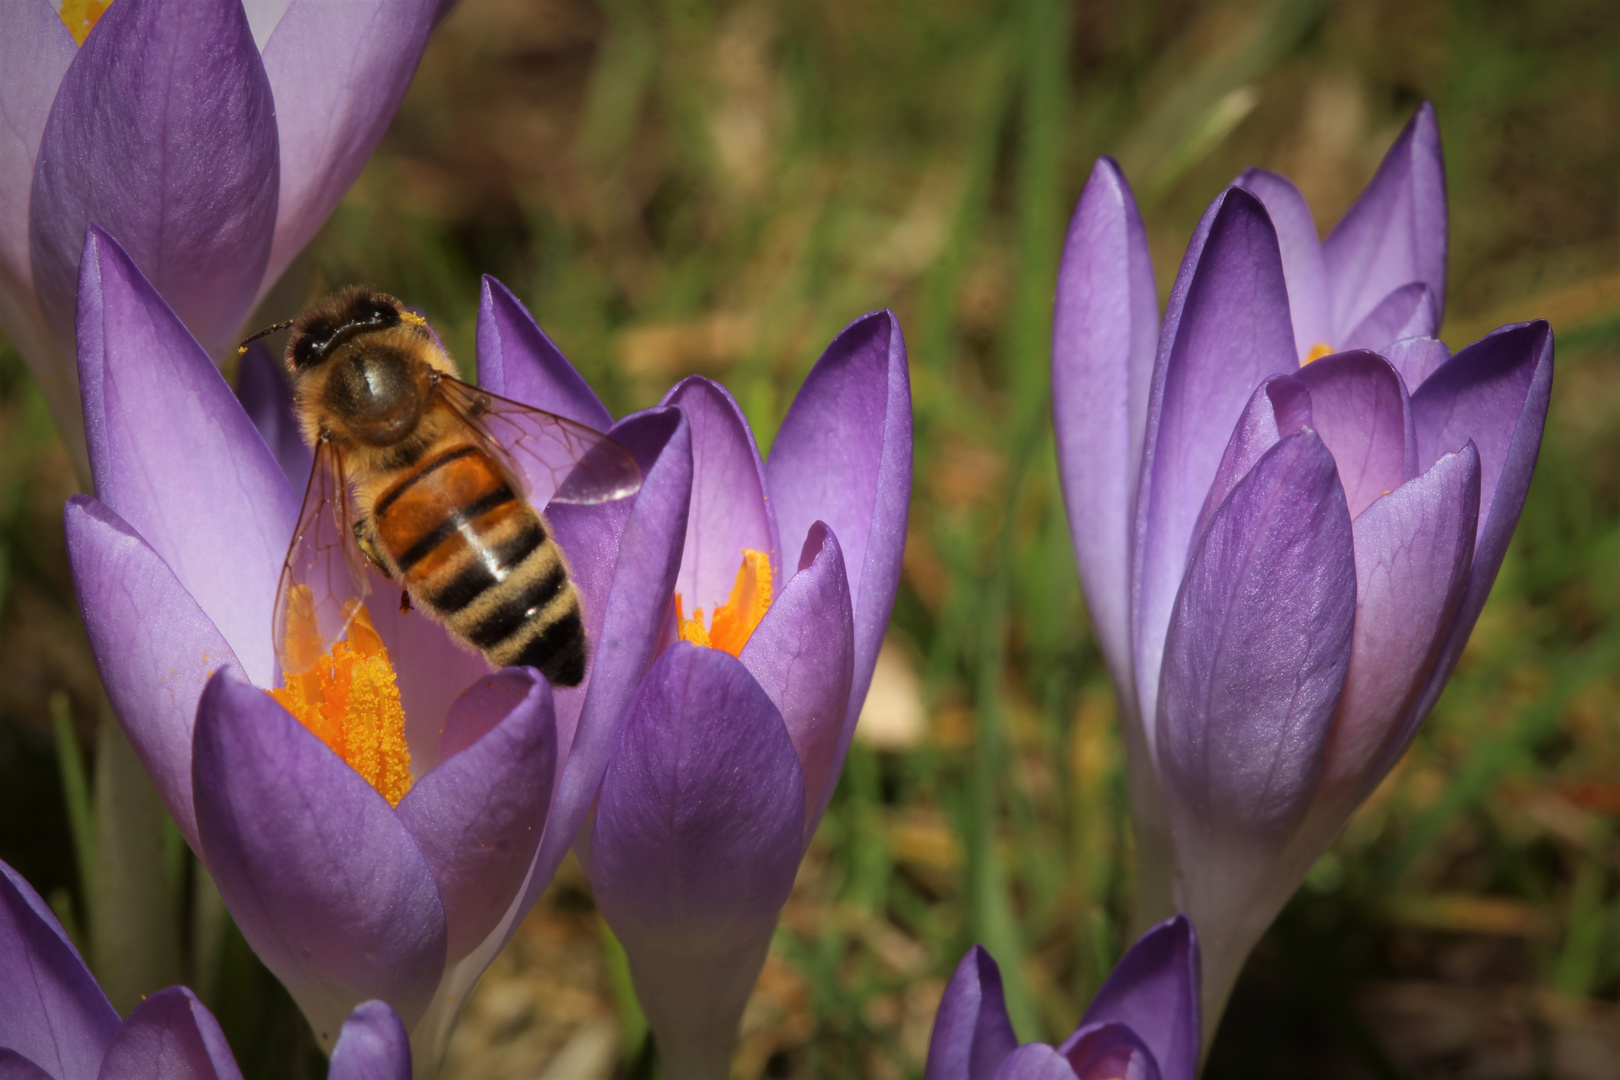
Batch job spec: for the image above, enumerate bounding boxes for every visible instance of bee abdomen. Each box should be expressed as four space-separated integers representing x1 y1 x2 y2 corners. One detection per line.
447 541 586 687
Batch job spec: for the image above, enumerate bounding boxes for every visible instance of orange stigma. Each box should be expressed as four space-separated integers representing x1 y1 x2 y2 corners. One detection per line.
59 0 114 45
1303 342 1335 365
677 550 774 657
270 591 412 805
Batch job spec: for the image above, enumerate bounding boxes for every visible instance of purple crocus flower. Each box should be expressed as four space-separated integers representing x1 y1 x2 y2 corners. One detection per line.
63 229 691 1072
1 856 413 1079
925 916 1200 1080
475 280 913 1077
1052 105 1553 1032
0 0 443 468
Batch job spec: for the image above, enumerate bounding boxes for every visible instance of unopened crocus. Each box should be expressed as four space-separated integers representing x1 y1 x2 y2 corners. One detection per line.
64 228 692 1074
925 916 1199 1080
1052 105 1553 1035
0 856 414 1079
0 0 444 469
472 280 913 1077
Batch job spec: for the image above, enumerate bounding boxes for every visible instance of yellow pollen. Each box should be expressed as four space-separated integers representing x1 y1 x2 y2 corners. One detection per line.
59 0 114 45
676 550 773 658
269 590 412 805
1303 341 1335 365
399 310 429 329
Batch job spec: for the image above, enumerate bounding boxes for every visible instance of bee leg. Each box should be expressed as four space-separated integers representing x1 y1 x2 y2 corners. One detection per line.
399 589 413 615
353 517 394 577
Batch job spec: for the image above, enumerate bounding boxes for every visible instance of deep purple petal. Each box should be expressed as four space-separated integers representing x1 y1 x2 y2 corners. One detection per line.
923 946 1019 1080
65 495 243 848
1385 336 1451 393
764 310 912 738
1322 104 1446 339
1338 283 1437 353
328 1001 411 1080
1132 187 1299 739
990 1045 1076 1080
1068 916 1198 1080
1156 431 1355 842
31 0 279 357
475 277 613 430
258 0 436 290
0 2 73 331
76 228 297 687
662 377 781 612
0 862 119 1080
589 643 804 1078
96 987 241 1080
0 1051 53 1080
1234 168 1329 359
395 672 556 963
1292 350 1417 518
1053 158 1159 696
1189 376 1300 550
235 342 313 491
192 674 447 1049
739 522 854 840
1062 1024 1162 1080
438 671 530 760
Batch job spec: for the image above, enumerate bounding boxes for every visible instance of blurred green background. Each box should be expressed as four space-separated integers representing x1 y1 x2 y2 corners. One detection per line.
3 0 1619 1076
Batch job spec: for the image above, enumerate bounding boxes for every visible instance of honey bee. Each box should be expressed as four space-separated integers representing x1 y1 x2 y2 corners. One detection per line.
258 287 640 687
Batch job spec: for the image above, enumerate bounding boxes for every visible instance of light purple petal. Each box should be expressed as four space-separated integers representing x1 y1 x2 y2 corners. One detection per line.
191 674 447 1049
1322 104 1446 339
923 946 1018 1080
0 2 73 325
65 495 243 849
1156 430 1355 843
1385 336 1451 393
96 987 241 1080
991 1045 1076 1080
31 0 279 358
0 861 119 1080
395 671 556 963
590 643 805 1080
1052 158 1159 697
739 522 855 843
1338 282 1437 353
662 377 780 613
76 228 297 687
257 0 437 290
1132 187 1299 740
1188 376 1300 550
1067 916 1198 1080
475 276 613 430
1292 350 1417 518
1235 168 1329 359
765 310 912 738
438 671 529 760
0 1051 53 1080
328 1001 411 1080
235 342 313 492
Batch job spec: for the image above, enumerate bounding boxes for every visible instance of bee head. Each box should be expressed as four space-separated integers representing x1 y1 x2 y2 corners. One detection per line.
288 291 403 372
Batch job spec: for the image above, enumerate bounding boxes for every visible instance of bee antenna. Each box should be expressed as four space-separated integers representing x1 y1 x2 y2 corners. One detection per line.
236 320 296 354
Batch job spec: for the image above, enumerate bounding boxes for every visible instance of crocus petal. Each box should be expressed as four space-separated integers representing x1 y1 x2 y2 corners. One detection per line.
235 341 314 491
1189 376 1301 549
1338 282 1437 353
590 643 805 1080
96 987 241 1080
990 1045 1076 1080
0 1051 53 1080
257 0 437 290
241 0 294 49
1066 916 1198 1080
0 862 119 1080
1132 187 1298 740
475 276 613 431
328 1001 412 1080
1234 168 1330 358
1052 157 1159 696
192 674 448 1049
1385 336 1451 392
1292 350 1417 518
765 310 912 736
739 522 855 841
395 672 557 963
76 228 297 687
1062 1024 1162 1080
923 946 1019 1080
65 495 242 849
1322 104 1446 338
663 377 781 609
31 0 279 358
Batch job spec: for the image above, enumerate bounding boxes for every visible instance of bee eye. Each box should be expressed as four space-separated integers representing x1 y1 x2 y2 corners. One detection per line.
293 322 336 369
356 297 401 328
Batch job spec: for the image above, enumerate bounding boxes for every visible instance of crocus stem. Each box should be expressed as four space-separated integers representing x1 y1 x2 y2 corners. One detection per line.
91 703 181 1013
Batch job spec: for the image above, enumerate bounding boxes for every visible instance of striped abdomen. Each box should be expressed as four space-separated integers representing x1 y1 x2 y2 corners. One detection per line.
371 442 586 686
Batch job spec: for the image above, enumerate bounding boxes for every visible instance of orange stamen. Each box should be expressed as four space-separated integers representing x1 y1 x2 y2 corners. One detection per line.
1303 341 1335 365
676 549 774 658
269 591 412 805
58 0 114 45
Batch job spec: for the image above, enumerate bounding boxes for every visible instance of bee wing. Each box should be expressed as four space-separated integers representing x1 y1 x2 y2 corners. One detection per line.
434 376 642 509
273 439 373 678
